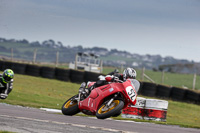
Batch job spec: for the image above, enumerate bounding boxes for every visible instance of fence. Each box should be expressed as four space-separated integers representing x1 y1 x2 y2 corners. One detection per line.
141 67 198 90
0 60 200 105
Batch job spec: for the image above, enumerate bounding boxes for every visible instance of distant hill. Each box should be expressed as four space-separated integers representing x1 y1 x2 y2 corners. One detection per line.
0 37 198 74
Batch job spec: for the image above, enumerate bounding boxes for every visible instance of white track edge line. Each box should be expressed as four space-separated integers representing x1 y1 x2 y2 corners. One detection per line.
0 115 137 133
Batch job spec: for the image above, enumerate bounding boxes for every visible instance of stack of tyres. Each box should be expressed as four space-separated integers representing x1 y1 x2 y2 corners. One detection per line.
156 84 172 99
122 97 146 119
170 87 186 101
70 69 84 83
55 68 70 81
26 64 41 77
143 99 168 122
0 60 4 71
11 62 27 74
141 82 157 97
40 66 55 79
2 61 12 70
84 71 101 83
185 90 200 104
137 81 143 95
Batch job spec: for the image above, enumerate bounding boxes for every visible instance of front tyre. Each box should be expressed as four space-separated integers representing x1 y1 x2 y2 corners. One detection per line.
61 94 80 116
96 99 124 119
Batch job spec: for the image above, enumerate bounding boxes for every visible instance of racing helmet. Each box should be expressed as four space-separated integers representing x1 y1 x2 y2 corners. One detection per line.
2 69 14 83
123 67 137 81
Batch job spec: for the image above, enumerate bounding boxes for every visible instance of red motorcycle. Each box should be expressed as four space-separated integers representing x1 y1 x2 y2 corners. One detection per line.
61 79 138 119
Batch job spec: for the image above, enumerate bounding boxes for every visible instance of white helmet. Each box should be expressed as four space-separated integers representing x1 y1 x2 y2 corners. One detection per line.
123 67 137 81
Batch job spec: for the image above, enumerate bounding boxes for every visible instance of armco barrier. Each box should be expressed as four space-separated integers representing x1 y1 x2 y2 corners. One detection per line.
55 68 70 81
122 97 168 121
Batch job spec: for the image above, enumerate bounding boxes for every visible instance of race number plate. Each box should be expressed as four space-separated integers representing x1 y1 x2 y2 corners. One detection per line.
126 86 136 102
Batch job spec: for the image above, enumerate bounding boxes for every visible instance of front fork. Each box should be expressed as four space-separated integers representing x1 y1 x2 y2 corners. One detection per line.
106 93 119 107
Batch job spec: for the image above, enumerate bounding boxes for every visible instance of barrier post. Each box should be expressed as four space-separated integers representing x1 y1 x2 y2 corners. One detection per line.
100 60 103 73
192 73 196 90
56 51 59 67
141 67 145 81
75 54 78 70
33 49 37 64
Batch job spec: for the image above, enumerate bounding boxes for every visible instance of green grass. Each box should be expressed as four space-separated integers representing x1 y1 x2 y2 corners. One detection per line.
0 131 15 133
102 67 200 90
2 73 80 109
0 73 200 129
138 69 200 90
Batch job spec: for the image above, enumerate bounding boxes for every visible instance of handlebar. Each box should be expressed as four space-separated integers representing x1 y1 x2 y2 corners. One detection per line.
114 79 123 83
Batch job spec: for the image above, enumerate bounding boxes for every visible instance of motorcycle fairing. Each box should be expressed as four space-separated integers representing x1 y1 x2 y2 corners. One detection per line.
79 83 124 114
78 80 137 115
122 80 137 105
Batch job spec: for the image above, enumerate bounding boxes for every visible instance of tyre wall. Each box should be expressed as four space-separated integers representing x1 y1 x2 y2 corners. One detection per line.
0 60 199 105
170 87 186 101
140 82 157 97
70 69 85 83
26 64 41 77
156 85 172 99
84 71 102 83
40 66 55 79
12 62 27 74
55 68 70 81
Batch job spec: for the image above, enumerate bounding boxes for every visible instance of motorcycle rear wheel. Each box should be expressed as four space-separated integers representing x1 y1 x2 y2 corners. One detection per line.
96 99 124 119
61 94 80 116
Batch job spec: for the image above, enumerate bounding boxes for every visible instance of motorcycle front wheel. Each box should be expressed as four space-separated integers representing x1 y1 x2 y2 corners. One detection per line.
96 99 124 119
61 94 80 116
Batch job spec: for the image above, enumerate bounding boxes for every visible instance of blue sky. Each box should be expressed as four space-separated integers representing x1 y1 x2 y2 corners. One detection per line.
0 0 200 62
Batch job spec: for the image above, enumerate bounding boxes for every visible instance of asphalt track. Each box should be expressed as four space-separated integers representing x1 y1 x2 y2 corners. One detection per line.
0 103 199 133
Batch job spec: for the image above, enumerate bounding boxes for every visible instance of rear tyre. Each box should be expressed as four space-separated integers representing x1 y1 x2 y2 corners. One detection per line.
61 95 80 116
96 99 124 119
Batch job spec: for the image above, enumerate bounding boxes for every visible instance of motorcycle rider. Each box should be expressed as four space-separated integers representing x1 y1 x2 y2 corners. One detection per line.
79 67 140 97
0 69 14 99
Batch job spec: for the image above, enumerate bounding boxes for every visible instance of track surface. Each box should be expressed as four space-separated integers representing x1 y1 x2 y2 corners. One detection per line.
0 103 199 133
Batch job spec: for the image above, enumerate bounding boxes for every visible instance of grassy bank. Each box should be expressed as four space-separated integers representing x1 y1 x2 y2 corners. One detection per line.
0 73 200 128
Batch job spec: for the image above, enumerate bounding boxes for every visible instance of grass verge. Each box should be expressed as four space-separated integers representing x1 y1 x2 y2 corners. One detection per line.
0 73 200 129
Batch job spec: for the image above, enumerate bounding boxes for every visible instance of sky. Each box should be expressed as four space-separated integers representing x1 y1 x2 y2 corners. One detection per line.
0 0 200 62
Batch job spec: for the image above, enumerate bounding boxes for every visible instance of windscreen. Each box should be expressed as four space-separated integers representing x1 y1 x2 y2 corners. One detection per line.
128 79 140 93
